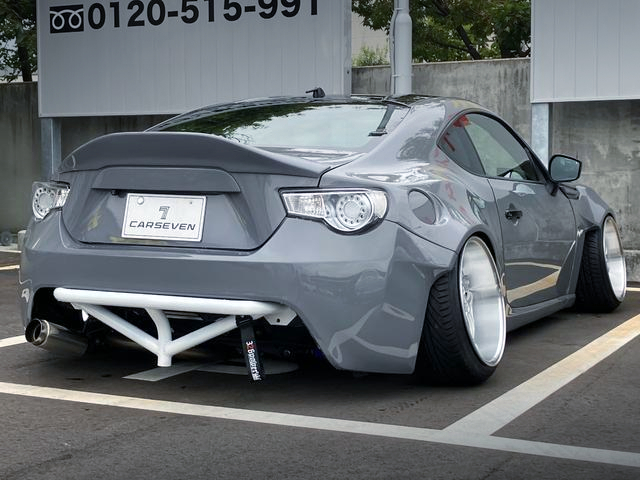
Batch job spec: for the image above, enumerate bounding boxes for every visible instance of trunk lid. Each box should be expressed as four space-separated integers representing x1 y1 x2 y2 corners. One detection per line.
60 132 330 250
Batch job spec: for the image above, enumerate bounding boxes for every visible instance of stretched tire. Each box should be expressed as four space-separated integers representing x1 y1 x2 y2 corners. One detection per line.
575 216 626 312
417 236 506 385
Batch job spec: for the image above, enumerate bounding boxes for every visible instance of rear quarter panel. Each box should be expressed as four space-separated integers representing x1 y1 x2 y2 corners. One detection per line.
319 102 504 271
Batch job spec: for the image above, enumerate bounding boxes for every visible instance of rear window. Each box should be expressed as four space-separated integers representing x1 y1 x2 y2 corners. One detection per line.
159 103 407 150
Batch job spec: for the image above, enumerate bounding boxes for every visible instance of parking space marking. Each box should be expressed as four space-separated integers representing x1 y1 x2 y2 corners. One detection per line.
445 313 640 436
1 302 638 467
124 363 207 381
0 336 25 348
125 358 299 381
0 265 19 271
0 380 638 467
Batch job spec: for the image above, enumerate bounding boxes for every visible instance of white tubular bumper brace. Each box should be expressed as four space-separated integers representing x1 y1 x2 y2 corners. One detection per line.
53 288 293 367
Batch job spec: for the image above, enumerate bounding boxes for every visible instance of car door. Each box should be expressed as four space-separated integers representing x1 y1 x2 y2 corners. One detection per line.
460 113 577 308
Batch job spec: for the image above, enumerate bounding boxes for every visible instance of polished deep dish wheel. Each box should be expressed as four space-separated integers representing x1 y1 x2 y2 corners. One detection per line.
418 236 506 384
603 216 627 302
459 237 506 368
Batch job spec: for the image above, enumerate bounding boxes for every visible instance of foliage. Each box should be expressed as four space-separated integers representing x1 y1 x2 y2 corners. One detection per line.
353 45 390 66
352 0 531 62
0 0 36 82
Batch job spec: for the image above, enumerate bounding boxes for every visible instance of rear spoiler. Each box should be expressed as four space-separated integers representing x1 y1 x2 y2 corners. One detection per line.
58 132 329 178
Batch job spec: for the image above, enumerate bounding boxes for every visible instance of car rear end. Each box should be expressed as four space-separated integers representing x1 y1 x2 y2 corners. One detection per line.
19 97 454 375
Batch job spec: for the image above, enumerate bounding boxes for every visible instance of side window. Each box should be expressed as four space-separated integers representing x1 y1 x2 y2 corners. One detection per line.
464 114 540 181
437 116 484 175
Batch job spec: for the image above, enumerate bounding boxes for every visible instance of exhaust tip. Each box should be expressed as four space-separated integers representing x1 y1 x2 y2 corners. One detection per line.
25 319 88 357
25 319 48 346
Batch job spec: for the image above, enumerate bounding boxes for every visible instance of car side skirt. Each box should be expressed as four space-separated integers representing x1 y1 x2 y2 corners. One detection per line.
507 294 576 331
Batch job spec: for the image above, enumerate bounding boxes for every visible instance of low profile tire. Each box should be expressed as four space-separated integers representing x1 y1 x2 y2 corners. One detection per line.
417 236 506 385
575 216 626 312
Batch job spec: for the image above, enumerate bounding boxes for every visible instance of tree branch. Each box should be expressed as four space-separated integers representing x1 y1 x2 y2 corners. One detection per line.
431 0 450 17
422 34 471 55
455 25 482 60
17 43 32 81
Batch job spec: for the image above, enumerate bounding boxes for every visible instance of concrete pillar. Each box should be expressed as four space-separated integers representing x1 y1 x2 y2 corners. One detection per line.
41 118 61 180
531 103 552 166
390 0 412 95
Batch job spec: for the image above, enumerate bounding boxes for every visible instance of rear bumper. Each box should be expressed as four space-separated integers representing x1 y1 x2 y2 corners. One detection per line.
19 213 455 374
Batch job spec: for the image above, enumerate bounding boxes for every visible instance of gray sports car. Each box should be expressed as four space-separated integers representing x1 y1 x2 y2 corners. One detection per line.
19 94 627 384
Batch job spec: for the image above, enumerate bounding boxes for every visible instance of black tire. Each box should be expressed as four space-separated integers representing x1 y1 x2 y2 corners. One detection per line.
416 237 505 385
575 217 626 313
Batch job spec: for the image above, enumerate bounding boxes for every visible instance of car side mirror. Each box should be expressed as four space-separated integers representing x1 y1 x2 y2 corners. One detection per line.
549 155 582 183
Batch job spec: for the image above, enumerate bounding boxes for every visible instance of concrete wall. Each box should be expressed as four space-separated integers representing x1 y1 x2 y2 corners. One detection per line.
2 58 639 280
552 101 640 281
353 59 532 143
0 82 40 233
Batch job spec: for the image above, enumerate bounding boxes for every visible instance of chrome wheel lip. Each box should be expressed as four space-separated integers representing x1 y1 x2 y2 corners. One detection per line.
603 217 626 301
459 237 506 367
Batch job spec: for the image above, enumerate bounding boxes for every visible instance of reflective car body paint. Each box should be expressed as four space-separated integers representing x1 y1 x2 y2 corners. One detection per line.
19 96 615 373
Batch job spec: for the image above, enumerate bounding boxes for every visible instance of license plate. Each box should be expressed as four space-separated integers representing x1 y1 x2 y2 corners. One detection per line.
122 194 206 242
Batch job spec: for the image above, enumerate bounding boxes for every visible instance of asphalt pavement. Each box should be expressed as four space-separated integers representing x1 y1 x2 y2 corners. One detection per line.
0 250 638 479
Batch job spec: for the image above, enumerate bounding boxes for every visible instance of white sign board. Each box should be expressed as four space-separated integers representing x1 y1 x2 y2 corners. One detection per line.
532 0 640 103
37 0 351 116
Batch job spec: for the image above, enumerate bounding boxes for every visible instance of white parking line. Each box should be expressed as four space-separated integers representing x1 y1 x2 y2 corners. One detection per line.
445 314 640 435
0 380 637 467
124 363 207 381
0 336 25 348
0 312 638 467
126 358 299 381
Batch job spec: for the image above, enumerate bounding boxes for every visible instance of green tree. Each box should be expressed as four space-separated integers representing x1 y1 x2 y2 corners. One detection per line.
352 0 530 62
353 45 390 66
0 0 36 82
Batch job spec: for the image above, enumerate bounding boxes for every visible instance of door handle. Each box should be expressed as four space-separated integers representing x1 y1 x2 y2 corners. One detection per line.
505 209 523 221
